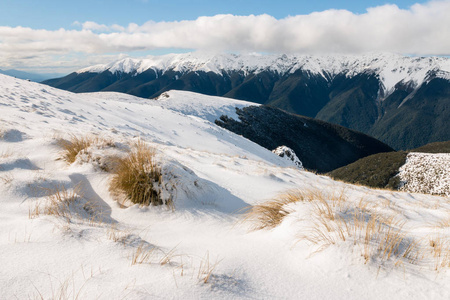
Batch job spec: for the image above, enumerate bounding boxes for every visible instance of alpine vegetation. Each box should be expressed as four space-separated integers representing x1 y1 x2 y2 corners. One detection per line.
245 188 448 270
110 141 169 206
398 152 450 197
58 135 94 164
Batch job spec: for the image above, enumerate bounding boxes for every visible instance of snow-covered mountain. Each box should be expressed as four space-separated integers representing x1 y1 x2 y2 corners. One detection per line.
43 52 450 150
76 52 450 94
1 74 450 299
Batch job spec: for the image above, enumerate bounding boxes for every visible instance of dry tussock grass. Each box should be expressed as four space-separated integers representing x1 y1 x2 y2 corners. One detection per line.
42 183 83 221
246 188 430 268
107 224 131 243
27 183 103 227
31 272 91 300
244 190 307 230
131 243 157 265
245 189 346 230
58 136 94 164
197 251 221 284
428 235 450 271
305 202 419 265
110 141 169 206
57 135 115 164
130 243 180 267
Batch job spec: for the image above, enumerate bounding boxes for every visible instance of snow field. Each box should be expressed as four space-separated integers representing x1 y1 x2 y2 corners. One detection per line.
0 74 449 299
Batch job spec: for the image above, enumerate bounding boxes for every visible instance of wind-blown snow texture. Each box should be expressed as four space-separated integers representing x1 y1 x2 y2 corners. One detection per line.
77 52 450 95
0 74 449 299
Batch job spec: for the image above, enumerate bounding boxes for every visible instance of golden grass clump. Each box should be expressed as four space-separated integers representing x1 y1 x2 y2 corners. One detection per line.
245 189 345 230
245 188 428 268
58 135 94 163
110 141 167 206
244 190 309 230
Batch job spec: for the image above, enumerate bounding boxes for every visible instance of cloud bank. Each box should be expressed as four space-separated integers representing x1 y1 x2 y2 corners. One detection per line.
1 1 449 72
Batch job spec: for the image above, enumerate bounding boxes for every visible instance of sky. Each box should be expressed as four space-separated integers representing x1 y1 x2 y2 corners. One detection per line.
0 0 449 74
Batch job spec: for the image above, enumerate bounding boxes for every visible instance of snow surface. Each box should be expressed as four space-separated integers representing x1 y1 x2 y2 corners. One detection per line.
77 52 450 95
86 90 255 124
0 74 449 299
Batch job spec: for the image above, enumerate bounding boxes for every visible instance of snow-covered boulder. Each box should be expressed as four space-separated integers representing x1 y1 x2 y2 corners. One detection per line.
272 146 303 169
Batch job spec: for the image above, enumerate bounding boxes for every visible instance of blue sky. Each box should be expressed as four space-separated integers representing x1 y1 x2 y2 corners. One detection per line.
0 0 448 73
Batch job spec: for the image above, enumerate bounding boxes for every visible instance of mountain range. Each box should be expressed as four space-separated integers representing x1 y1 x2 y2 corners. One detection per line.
43 53 450 150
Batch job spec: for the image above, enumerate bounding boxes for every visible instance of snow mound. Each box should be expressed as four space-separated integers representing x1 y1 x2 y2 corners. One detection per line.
398 152 450 196
272 146 303 169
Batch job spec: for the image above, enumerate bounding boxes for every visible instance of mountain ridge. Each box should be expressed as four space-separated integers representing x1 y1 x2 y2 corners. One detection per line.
74 52 450 95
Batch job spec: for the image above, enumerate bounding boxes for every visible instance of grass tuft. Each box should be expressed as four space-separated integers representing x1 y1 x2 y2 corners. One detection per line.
42 183 84 222
245 189 346 230
197 251 221 284
58 136 94 164
131 243 157 265
244 190 308 230
110 141 169 206
246 188 427 268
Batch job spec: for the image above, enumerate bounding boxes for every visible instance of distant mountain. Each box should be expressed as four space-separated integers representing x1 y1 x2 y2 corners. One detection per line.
0 69 66 82
215 105 394 173
43 53 450 149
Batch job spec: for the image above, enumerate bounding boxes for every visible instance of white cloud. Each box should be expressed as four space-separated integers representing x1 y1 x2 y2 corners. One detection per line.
1 1 449 72
81 21 111 32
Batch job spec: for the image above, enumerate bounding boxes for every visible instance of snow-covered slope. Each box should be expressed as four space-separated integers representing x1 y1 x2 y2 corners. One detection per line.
1 74 449 299
86 89 255 123
77 52 450 94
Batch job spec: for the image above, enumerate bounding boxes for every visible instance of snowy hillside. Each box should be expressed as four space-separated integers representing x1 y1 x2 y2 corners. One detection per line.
77 52 450 94
1 74 449 299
